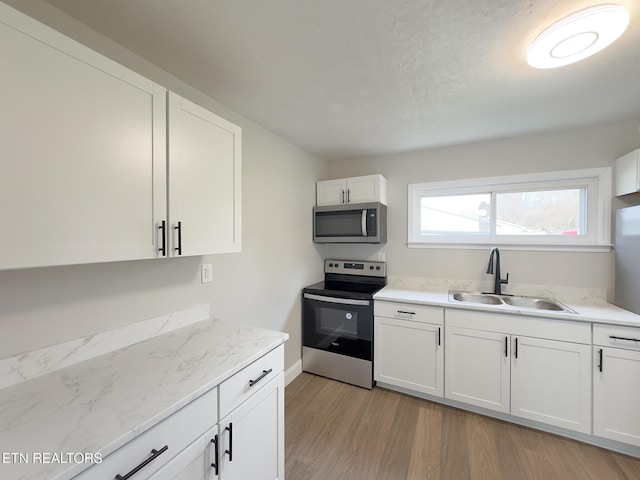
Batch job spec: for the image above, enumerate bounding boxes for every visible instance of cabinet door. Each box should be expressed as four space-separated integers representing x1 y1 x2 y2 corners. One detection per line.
593 347 640 446
615 150 640 196
148 427 218 480
316 179 347 206
346 174 386 204
374 316 443 397
0 3 167 269
168 92 241 256
219 373 284 480
511 336 591 433
445 327 510 413
147 427 218 480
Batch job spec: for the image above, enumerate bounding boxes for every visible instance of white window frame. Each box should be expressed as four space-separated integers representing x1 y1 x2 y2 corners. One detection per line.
408 168 612 251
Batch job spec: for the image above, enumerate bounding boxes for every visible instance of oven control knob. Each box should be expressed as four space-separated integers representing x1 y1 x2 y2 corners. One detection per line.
345 313 352 320
376 266 381 270
369 266 374 270
329 263 334 267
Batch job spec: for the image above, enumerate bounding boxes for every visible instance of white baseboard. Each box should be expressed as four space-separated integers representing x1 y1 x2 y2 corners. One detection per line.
285 359 302 386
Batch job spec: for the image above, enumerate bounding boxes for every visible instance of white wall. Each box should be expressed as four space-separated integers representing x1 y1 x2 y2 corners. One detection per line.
327 120 640 299
0 0 328 370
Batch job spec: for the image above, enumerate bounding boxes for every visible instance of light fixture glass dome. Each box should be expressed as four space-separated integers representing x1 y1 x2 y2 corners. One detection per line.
527 4 630 69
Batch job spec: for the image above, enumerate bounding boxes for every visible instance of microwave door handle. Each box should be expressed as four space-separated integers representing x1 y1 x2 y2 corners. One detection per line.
361 209 367 236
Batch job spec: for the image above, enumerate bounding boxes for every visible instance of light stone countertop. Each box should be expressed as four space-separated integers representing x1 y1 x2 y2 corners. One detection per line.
374 287 640 327
0 318 288 480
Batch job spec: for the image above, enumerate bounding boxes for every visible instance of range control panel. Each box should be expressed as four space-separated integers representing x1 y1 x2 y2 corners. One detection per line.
324 259 386 277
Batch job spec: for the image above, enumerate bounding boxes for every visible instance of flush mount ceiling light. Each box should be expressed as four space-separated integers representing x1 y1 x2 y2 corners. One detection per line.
527 4 630 69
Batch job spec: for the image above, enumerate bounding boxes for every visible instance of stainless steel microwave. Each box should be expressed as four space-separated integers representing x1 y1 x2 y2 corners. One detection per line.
313 202 387 244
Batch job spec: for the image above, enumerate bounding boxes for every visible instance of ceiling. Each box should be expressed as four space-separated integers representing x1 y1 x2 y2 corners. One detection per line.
44 0 640 161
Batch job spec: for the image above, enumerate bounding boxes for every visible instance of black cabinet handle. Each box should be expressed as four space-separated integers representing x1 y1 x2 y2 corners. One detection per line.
115 445 168 480
609 335 640 342
210 434 219 475
174 221 182 255
598 348 603 372
225 423 233 462
249 368 273 387
347 189 350 203
438 327 441 346
515 337 518 359
158 220 166 256
397 310 416 316
505 336 508 357
341 190 345 204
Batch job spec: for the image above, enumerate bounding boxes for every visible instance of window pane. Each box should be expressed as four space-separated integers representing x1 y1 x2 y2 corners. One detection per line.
495 188 584 236
421 194 491 234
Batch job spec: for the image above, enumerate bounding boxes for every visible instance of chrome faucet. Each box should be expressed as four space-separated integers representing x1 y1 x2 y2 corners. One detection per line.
486 247 509 295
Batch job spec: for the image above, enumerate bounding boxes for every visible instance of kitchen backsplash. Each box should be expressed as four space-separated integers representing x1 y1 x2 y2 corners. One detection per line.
387 275 608 303
0 303 210 390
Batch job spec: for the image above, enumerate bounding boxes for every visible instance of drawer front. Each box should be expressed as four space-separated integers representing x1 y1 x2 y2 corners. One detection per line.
74 387 217 480
594 324 640 351
219 345 284 418
445 308 591 344
374 301 444 325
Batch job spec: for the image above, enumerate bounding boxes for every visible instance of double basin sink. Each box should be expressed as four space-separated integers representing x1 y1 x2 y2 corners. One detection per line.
449 290 577 314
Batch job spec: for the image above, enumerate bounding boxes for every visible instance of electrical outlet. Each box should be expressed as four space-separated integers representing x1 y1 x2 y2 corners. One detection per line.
201 264 213 283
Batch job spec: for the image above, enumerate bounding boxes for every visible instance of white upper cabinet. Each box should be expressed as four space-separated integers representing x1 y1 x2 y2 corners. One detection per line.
167 93 242 256
0 3 166 269
317 174 387 206
0 4 242 270
615 149 640 196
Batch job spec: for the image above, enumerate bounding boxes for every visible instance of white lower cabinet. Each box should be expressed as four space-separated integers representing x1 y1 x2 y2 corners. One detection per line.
148 427 218 480
444 326 510 413
374 302 444 397
218 373 285 480
593 324 640 447
73 346 285 480
511 336 591 433
445 309 592 434
73 387 218 480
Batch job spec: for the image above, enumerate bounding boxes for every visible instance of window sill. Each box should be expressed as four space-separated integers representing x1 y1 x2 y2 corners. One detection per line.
406 242 612 253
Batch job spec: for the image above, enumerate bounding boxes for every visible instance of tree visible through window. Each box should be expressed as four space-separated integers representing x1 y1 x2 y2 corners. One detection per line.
408 168 611 249
496 188 584 236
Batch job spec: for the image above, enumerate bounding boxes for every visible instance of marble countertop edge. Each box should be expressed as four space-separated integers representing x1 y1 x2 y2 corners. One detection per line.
0 318 288 480
374 287 640 328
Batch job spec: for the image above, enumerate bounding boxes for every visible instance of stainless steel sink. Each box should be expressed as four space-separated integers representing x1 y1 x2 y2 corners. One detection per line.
451 291 503 305
500 296 566 311
449 290 576 314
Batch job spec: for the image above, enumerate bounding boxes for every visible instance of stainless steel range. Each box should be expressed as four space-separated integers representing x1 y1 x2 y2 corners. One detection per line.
302 259 387 389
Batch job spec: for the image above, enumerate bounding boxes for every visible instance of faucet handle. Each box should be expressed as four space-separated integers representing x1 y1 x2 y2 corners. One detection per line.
501 273 510 285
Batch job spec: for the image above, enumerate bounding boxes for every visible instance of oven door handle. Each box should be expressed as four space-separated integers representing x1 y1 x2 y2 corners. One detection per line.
303 293 370 306
361 209 367 237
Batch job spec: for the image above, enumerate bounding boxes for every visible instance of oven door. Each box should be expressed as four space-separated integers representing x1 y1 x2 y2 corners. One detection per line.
302 293 373 361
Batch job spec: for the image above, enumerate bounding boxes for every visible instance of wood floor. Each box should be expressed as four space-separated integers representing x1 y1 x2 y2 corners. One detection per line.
285 373 640 480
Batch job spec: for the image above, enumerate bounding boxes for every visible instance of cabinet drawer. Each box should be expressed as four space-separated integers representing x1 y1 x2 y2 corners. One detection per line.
219 345 284 418
74 387 217 480
594 324 640 351
375 301 443 325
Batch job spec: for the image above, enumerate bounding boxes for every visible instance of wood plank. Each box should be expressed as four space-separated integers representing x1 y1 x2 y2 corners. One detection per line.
285 373 640 480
